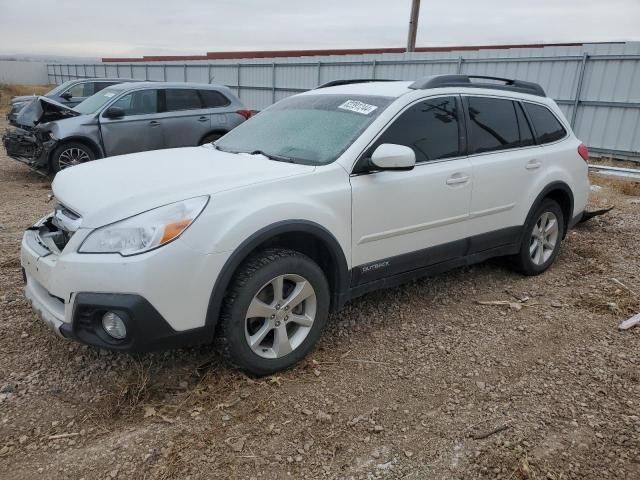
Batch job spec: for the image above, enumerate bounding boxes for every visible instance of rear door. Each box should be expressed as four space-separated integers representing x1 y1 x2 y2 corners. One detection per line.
199 89 231 135
161 88 211 147
99 89 165 156
463 95 538 239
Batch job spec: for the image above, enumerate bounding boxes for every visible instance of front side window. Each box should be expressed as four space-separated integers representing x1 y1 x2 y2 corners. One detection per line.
164 89 203 111
216 94 393 165
366 96 461 162
524 102 567 144
64 82 90 98
109 90 158 116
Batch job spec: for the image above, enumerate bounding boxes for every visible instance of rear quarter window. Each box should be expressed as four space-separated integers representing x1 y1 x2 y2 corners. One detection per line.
199 90 230 108
524 103 567 144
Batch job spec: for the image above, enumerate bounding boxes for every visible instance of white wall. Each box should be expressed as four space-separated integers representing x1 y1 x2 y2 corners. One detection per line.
0 60 50 85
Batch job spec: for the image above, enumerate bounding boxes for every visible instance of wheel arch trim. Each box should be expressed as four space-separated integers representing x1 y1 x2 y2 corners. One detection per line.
528 181 574 235
204 220 350 335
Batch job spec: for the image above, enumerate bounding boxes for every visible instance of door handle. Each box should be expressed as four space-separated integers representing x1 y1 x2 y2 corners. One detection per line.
197 116 208 122
149 121 161 127
446 173 470 186
526 159 542 170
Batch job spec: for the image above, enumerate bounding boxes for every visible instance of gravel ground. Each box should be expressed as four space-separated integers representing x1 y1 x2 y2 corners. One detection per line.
1 111 640 479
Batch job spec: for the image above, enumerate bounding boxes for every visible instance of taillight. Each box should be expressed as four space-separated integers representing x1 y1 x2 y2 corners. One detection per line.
237 110 252 120
577 143 589 162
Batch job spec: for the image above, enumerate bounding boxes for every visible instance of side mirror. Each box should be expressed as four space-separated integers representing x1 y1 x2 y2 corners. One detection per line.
61 91 73 100
370 143 416 171
103 106 125 119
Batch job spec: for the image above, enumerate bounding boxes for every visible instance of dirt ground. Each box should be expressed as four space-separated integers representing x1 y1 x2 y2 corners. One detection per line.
1 96 640 480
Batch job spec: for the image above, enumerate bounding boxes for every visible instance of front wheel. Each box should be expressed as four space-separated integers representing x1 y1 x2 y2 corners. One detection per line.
511 199 565 275
219 248 330 376
50 141 95 173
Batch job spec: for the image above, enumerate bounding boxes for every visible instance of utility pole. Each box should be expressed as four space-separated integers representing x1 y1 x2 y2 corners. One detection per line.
406 0 421 52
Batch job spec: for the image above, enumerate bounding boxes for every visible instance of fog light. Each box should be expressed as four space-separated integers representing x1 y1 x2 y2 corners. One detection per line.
102 311 127 339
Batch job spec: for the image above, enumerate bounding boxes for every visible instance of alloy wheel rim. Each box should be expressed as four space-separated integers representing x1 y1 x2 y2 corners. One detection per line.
530 211 559 265
244 273 316 359
58 148 90 169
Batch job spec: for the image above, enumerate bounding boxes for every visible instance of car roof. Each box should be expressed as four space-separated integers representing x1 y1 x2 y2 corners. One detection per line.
302 80 414 98
106 81 227 91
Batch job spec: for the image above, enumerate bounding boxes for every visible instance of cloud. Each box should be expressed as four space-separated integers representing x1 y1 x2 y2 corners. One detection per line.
0 0 638 57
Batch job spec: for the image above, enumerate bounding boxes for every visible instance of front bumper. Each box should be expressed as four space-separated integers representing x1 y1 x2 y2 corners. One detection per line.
20 218 229 353
2 127 55 168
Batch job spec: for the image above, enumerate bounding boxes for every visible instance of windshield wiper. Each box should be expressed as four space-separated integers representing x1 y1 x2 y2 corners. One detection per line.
249 150 296 163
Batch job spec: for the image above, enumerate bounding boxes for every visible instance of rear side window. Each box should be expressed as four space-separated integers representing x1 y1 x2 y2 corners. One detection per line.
515 102 535 147
199 90 230 108
524 102 567 144
165 89 203 111
368 96 461 162
110 90 158 115
467 97 526 154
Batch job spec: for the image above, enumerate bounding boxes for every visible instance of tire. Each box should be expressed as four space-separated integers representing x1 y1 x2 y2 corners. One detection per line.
219 248 330 376
50 141 95 173
511 198 565 275
199 133 223 146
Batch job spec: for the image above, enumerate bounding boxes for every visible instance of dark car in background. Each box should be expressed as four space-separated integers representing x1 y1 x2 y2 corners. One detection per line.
3 81 251 173
7 78 135 125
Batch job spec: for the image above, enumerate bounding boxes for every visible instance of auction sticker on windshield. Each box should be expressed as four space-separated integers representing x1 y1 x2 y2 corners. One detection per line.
338 100 379 115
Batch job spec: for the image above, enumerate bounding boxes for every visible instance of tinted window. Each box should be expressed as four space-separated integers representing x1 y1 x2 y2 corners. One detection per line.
515 102 535 147
110 90 158 115
467 97 522 154
524 102 567 144
199 90 230 108
368 96 460 162
165 89 202 111
93 82 118 93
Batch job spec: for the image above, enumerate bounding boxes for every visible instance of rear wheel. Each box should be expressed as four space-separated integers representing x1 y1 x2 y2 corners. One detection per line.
50 141 95 173
199 133 223 145
511 199 564 275
219 248 330 376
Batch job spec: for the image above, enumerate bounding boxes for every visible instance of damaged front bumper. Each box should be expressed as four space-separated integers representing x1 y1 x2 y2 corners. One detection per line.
2 127 57 169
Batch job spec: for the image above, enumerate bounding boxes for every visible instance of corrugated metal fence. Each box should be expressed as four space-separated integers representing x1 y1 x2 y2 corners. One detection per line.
47 42 640 160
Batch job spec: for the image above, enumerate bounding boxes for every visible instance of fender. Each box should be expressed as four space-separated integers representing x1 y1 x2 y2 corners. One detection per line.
203 220 350 335
526 181 574 236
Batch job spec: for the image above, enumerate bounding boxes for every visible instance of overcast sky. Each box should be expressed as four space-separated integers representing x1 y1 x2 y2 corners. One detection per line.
1 0 639 58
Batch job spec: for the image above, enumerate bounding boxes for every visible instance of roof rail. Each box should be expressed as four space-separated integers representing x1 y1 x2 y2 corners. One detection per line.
409 74 546 97
315 79 396 89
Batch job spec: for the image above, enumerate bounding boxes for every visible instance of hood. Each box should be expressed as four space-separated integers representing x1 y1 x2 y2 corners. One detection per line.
14 96 79 128
52 145 315 228
11 95 37 104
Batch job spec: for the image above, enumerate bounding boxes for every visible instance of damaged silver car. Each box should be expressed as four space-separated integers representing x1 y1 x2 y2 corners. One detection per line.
2 81 250 173
7 78 131 125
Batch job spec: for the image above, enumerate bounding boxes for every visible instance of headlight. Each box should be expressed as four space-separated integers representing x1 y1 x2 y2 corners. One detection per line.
79 196 209 256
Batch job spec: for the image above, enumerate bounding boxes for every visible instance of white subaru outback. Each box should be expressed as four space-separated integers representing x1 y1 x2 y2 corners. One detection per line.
21 75 590 375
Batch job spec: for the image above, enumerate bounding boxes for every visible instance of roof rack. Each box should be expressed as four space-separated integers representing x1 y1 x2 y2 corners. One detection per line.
409 74 546 97
315 79 396 89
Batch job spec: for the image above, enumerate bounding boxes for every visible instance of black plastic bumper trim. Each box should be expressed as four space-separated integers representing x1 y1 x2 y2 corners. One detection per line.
69 292 211 353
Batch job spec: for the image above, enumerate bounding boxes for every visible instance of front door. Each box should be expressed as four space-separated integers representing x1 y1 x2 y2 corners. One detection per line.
100 89 165 156
350 96 473 286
